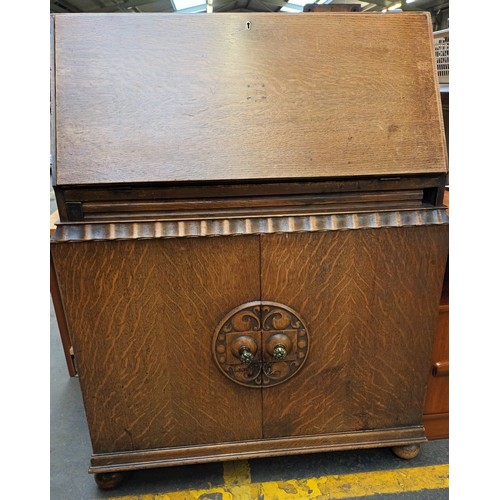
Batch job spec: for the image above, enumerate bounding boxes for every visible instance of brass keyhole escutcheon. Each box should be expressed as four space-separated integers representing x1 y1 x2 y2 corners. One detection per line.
212 301 310 388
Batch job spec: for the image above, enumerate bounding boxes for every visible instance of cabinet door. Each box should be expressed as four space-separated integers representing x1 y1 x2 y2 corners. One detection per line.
260 226 448 438
51 236 261 453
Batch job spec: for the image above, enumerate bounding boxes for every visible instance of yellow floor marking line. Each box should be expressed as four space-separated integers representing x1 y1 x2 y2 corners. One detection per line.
223 460 252 486
106 463 448 500
222 460 253 499
259 464 449 499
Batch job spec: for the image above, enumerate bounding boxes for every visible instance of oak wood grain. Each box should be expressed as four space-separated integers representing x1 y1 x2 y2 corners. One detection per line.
260 225 448 438
51 236 262 453
53 13 447 186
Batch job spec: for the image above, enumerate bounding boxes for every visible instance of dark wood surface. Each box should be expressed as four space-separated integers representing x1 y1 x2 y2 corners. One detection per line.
54 173 447 223
260 226 449 439
76 190 426 221
51 236 262 453
89 426 427 473
53 13 447 186
61 176 445 203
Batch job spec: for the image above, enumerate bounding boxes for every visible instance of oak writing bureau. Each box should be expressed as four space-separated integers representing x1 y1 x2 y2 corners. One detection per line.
50 12 449 489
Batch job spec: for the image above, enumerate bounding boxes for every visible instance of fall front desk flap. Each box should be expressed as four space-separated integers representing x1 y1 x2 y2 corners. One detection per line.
52 12 447 187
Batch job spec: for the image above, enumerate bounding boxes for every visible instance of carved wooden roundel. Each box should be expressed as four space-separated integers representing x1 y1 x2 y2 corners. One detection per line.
212 301 310 388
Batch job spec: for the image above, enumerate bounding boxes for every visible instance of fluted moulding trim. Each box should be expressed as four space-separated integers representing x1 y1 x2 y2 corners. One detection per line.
51 208 449 243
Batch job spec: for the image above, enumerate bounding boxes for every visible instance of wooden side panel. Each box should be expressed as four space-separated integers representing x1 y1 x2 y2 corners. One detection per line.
51 237 261 453
50 15 56 186
260 226 448 438
54 12 446 185
50 248 76 377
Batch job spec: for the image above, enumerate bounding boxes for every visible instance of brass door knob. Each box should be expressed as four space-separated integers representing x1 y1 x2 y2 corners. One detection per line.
230 335 258 365
266 333 292 361
239 346 254 364
272 344 287 360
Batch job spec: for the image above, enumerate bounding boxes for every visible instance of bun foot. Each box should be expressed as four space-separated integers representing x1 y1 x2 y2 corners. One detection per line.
94 471 126 490
392 444 420 460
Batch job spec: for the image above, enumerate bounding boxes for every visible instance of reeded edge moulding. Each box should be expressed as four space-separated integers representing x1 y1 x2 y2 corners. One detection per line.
51 208 449 243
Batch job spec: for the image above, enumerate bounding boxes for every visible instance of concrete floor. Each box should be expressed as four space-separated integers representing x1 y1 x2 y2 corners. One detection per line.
50 187 449 499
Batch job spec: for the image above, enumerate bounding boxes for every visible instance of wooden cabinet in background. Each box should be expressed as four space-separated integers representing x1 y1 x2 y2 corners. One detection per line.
423 189 449 440
423 296 449 439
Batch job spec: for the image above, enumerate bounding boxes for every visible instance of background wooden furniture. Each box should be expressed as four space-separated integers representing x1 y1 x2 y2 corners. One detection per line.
50 12 449 489
423 189 449 439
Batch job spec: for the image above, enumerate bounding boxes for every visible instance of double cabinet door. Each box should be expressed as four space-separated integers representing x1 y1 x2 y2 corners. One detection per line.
51 224 448 454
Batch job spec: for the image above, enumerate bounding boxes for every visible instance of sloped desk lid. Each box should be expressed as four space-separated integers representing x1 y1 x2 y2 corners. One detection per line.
52 12 447 186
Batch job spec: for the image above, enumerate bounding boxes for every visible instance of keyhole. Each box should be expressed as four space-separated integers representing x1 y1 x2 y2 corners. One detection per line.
246 21 252 30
